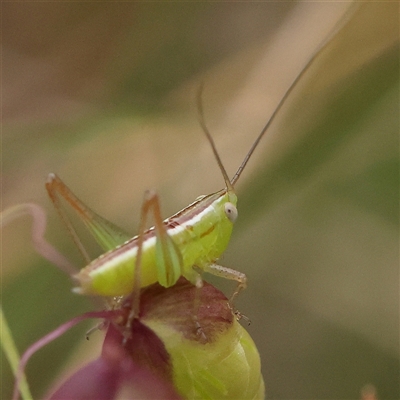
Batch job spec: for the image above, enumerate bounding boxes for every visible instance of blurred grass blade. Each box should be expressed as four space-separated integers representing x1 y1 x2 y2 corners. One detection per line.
0 306 32 400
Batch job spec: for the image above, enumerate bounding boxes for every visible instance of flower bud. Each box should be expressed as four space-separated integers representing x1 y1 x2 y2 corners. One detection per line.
46 278 264 399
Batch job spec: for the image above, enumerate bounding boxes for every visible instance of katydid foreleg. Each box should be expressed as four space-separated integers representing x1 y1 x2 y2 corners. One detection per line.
202 263 247 319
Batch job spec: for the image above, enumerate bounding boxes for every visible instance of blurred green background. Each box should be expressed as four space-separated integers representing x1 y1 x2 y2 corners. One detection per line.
2 2 398 399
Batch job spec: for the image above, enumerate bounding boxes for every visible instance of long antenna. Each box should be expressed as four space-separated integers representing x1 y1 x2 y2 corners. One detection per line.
197 83 235 193
231 5 357 187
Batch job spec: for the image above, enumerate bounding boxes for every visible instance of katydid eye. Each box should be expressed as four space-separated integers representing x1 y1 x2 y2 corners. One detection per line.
224 202 238 223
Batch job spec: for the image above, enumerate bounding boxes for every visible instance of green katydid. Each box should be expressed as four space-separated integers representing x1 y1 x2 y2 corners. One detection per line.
45 19 342 318
46 95 246 316
46 95 271 320
46 90 251 318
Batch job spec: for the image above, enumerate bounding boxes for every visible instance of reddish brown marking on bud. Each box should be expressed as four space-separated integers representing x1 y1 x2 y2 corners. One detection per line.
139 278 233 343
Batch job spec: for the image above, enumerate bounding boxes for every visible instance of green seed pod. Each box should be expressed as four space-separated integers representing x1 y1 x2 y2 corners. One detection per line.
138 278 265 399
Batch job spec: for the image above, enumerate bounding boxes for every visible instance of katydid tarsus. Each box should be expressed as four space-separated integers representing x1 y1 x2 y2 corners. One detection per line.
44 15 347 320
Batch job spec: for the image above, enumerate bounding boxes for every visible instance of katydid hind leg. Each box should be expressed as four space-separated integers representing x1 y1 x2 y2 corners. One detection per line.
46 174 131 260
46 174 91 263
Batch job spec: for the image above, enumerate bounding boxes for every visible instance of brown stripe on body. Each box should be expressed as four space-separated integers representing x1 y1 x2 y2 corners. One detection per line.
166 189 225 226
